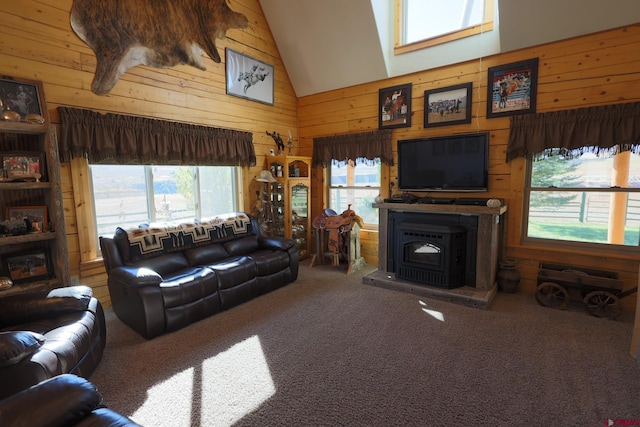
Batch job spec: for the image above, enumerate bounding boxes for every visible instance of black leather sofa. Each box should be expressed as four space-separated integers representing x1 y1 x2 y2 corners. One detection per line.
0 374 141 426
0 285 106 400
100 212 299 339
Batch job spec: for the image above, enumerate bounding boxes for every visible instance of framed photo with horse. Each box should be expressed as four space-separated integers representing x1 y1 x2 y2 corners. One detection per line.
424 82 473 128
379 83 412 129
486 58 538 119
225 48 274 105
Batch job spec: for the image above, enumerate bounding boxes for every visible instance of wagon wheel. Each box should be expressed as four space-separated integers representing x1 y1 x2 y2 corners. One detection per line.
535 282 569 309
583 291 621 320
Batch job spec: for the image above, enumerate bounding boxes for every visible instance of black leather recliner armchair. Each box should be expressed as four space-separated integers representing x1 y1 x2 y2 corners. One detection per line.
0 374 141 426
0 285 106 399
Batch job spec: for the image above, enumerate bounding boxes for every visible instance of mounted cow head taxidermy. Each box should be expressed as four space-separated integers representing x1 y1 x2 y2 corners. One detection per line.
70 0 249 95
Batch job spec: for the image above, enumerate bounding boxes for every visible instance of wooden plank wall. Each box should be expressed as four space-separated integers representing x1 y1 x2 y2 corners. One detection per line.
2 1 640 313
0 0 297 308
298 24 640 310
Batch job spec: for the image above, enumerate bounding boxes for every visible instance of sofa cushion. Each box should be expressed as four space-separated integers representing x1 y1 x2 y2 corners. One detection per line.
224 236 260 256
160 267 219 308
184 243 229 266
209 257 257 290
126 253 190 278
247 249 291 276
0 331 46 367
116 213 253 262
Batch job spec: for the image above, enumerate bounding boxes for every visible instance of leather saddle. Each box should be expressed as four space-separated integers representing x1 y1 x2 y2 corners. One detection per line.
312 206 355 254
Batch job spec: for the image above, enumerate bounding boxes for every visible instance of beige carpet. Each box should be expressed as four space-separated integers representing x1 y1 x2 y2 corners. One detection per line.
91 261 640 426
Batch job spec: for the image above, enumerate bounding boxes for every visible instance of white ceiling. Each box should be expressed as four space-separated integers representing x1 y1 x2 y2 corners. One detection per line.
258 0 640 97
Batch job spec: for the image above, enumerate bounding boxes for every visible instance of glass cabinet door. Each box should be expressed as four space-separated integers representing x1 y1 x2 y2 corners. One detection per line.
270 181 285 237
290 183 309 258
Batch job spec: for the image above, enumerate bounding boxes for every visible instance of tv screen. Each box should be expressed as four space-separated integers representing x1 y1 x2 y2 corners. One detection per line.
397 132 489 192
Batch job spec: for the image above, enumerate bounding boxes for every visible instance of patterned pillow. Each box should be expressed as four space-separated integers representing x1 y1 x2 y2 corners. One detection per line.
116 212 253 262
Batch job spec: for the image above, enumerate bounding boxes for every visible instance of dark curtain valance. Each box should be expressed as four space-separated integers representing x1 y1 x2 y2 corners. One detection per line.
58 107 256 167
506 101 640 162
312 130 393 167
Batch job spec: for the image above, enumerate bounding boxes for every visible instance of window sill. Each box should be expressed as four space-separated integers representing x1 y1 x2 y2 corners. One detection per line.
509 241 640 262
395 21 494 55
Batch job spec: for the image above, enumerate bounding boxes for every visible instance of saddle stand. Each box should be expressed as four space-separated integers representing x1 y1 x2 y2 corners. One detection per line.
310 207 366 274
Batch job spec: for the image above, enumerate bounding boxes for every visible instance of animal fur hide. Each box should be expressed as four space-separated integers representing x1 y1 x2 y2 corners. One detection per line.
70 0 249 95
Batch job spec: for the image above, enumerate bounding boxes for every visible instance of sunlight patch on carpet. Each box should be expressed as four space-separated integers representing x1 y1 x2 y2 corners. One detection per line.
130 335 275 426
419 300 445 322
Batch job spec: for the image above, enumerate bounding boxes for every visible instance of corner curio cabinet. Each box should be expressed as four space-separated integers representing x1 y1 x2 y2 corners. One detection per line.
266 155 311 259
0 79 70 295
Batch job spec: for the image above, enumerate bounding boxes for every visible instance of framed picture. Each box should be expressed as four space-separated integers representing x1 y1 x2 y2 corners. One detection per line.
225 48 274 105
379 83 412 129
424 82 473 128
0 151 46 182
6 206 48 232
0 77 44 120
486 58 538 119
4 251 51 283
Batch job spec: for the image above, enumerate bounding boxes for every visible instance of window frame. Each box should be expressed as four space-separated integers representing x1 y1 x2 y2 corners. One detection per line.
522 156 640 256
327 159 382 231
394 0 495 55
71 158 243 263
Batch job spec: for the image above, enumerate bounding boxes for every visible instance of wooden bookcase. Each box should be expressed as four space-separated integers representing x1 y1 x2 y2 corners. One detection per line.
0 78 69 295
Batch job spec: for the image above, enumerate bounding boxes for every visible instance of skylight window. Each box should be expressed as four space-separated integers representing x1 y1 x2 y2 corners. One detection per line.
395 0 494 54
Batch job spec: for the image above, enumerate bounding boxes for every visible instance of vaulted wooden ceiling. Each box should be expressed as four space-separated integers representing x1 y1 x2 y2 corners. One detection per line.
258 0 640 97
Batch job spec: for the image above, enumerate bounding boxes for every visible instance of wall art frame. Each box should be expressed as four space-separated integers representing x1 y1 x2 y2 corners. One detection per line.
0 76 44 120
486 58 538 119
424 82 473 128
6 205 48 231
225 48 274 105
0 151 46 182
5 250 51 283
379 83 412 129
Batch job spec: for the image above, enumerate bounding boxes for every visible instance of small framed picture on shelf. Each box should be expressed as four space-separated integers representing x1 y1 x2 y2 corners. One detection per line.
0 77 45 121
4 251 52 283
0 151 45 182
6 206 48 232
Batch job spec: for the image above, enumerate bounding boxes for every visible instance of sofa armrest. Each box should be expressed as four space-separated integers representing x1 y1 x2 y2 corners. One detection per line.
0 374 102 427
259 235 295 251
109 266 163 288
0 286 93 326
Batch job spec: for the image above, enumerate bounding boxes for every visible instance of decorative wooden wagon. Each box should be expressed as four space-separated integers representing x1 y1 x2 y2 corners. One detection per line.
535 262 637 319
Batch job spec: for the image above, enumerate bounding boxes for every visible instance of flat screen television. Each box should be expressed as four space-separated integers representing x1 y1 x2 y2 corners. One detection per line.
397 132 489 192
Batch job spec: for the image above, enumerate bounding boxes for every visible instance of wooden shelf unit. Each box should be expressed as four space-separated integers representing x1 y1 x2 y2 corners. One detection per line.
0 79 70 296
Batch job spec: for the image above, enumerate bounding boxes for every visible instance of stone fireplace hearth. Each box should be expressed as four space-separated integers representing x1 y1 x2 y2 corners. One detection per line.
363 202 507 309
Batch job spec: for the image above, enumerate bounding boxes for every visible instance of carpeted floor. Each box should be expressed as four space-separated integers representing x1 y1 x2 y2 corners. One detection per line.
91 261 640 426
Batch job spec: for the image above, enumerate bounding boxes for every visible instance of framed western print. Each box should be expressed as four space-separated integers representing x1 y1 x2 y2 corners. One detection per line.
486 58 538 118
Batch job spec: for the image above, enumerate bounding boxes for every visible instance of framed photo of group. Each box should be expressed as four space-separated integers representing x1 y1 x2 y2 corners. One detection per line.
423 82 473 128
4 251 51 283
378 83 412 129
6 206 48 232
0 151 46 182
486 58 539 119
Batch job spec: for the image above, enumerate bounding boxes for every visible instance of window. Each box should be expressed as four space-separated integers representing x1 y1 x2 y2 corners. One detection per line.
329 159 381 227
91 165 238 239
395 0 494 54
524 150 640 251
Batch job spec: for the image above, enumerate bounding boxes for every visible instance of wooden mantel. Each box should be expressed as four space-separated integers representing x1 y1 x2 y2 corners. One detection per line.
363 202 507 309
